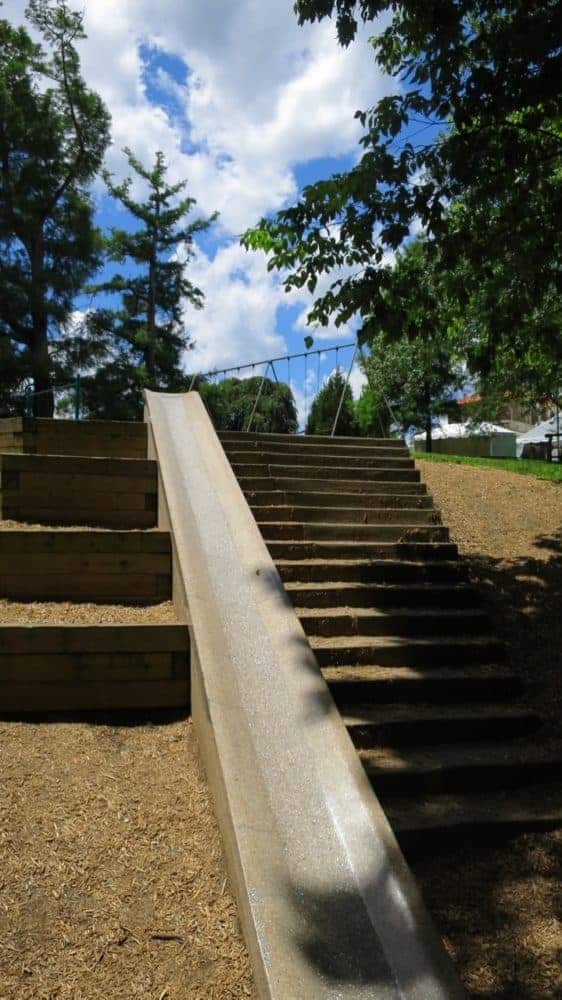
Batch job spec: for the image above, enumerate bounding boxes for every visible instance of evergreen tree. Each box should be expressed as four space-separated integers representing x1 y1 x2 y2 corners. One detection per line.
306 370 358 436
0 0 111 416
85 149 217 417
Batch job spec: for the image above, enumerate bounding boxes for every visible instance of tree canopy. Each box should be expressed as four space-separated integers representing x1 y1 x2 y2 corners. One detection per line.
197 376 298 434
243 1 561 374
0 0 111 415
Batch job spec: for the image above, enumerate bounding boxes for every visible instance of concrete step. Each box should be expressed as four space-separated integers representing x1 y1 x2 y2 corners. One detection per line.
267 540 459 561
239 476 427 496
0 453 157 528
323 665 519 705
251 505 439 525
233 462 420 482
244 489 434 509
0 417 147 459
260 521 449 543
277 559 469 585
0 623 189 713
219 430 402 448
222 439 409 459
386 783 562 854
343 703 540 749
298 607 490 638
228 449 414 470
286 581 479 608
310 634 504 668
0 530 171 604
362 740 562 797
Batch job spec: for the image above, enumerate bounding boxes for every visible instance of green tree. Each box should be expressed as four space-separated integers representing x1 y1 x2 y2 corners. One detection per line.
354 389 391 438
306 369 358 436
197 376 298 434
359 333 462 450
0 0 111 415
85 149 217 417
358 240 464 448
243 2 561 368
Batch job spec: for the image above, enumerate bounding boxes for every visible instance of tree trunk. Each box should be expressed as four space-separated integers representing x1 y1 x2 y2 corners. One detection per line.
146 201 159 384
424 379 432 453
30 234 53 417
146 250 156 382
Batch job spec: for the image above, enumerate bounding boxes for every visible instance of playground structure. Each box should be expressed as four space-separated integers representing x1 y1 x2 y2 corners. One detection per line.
1 398 561 997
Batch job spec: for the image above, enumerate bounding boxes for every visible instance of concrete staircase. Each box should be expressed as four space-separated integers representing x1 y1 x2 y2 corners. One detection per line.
0 419 188 713
220 429 562 853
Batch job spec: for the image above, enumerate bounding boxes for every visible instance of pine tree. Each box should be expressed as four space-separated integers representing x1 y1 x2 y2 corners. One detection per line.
0 1 111 416
84 149 217 417
306 369 357 436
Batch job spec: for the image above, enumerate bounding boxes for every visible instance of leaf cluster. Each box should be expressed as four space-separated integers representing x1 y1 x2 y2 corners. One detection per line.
196 376 298 434
245 2 562 374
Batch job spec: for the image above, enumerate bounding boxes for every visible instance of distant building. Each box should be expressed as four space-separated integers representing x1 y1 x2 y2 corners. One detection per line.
458 392 556 434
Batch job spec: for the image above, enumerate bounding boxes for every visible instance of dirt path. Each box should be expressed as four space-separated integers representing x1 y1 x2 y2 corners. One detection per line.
414 459 562 1000
0 716 254 1000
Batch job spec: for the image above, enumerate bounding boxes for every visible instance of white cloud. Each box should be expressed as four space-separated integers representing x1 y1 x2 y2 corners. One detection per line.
3 0 391 232
3 0 394 373
349 363 368 399
182 241 288 374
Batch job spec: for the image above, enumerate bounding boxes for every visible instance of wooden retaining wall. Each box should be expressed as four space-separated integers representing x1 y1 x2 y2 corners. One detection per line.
0 530 171 603
0 624 189 712
0 454 158 528
0 418 147 459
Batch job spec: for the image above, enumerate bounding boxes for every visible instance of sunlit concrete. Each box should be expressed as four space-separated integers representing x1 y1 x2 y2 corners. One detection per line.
144 390 465 1000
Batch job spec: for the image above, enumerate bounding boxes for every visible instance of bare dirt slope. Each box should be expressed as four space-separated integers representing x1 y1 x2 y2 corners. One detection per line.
0 716 254 1000
414 459 562 1000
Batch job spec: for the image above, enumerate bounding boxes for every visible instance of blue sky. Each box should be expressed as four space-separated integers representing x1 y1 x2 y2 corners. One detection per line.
5 0 405 419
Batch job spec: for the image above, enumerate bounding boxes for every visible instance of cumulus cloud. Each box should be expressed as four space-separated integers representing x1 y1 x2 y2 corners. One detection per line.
3 0 393 373
182 242 288 374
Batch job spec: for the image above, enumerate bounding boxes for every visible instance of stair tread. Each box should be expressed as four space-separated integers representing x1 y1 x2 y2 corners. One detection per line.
296 606 486 619
360 739 562 774
268 540 457 551
342 702 539 727
219 431 399 446
309 633 498 649
277 558 462 569
251 505 432 514
286 581 474 593
238 463 415 472
260 520 442 531
322 664 513 683
385 783 562 833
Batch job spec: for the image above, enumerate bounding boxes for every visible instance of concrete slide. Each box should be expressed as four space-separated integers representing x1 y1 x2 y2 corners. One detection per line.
144 390 465 1000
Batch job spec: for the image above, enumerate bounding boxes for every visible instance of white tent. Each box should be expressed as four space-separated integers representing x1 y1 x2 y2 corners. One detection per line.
516 415 561 458
414 418 516 457
413 420 514 442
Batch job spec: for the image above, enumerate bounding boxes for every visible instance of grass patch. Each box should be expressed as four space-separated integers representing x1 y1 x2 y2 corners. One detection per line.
413 451 562 482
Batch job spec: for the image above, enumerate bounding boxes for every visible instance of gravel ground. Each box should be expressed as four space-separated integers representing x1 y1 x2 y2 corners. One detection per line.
414 459 562 1000
0 717 254 1000
0 520 113 532
0 600 179 625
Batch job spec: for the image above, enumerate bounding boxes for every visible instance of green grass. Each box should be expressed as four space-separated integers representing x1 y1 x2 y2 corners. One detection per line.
413 451 562 482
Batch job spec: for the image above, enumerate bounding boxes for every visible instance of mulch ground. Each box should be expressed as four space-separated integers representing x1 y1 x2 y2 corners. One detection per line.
0 716 254 1000
414 459 562 1000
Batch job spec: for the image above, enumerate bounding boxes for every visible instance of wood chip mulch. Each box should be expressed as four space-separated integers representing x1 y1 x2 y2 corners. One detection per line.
0 717 255 999
414 460 562 1000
